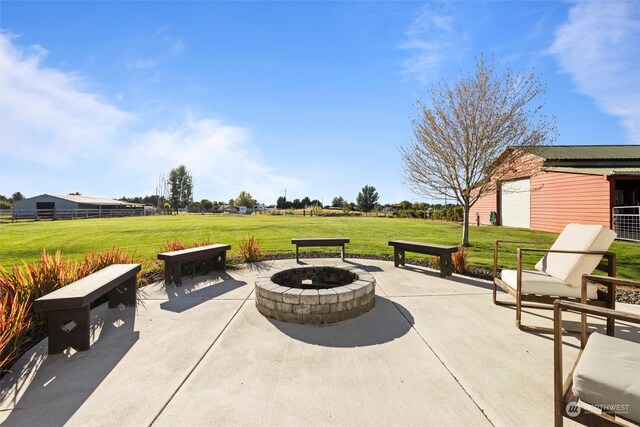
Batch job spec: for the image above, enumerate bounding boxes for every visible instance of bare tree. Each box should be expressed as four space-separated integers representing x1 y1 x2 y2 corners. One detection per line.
401 55 557 246
156 174 169 210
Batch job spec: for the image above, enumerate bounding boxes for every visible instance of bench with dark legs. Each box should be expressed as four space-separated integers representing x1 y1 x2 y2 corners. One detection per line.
291 238 350 263
157 244 231 286
34 264 141 355
388 240 459 278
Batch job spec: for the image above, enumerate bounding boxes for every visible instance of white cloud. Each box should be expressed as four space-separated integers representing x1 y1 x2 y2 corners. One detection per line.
126 26 184 70
0 33 303 203
122 116 305 202
397 3 468 83
0 33 132 167
549 2 640 143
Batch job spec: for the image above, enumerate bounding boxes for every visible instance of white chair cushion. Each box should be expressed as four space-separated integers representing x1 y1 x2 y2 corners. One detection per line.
501 269 598 299
534 224 616 287
573 332 640 423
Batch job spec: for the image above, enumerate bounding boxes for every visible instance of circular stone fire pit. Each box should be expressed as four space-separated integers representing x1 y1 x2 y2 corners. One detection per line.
255 265 376 324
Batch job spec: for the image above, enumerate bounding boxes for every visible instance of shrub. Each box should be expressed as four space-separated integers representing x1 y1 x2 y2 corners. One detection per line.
156 238 215 280
0 292 32 373
238 235 263 263
84 247 140 279
0 248 139 374
452 247 468 274
310 204 323 217
431 256 441 270
430 206 464 222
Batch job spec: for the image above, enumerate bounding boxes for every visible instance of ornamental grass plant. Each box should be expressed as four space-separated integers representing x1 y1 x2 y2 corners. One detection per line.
238 234 263 263
156 238 216 280
0 248 138 374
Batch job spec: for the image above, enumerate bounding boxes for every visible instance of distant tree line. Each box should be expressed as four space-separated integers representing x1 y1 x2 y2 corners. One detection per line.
276 196 322 210
0 192 25 209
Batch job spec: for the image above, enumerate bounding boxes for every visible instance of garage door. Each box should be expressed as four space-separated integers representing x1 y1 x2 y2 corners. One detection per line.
500 178 530 228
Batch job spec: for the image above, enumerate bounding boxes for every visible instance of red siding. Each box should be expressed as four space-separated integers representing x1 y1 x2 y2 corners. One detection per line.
530 172 611 232
470 153 612 231
471 153 542 226
471 189 498 226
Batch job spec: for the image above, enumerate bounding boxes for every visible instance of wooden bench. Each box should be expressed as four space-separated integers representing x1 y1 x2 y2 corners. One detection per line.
291 238 350 263
388 240 458 278
34 263 141 355
157 244 231 286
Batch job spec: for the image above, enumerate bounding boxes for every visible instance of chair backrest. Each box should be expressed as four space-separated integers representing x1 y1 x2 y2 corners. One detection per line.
535 224 616 287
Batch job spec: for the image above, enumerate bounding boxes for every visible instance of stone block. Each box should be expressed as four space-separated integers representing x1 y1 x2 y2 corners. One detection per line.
346 283 366 299
358 274 375 283
283 313 304 324
318 289 338 304
260 297 277 310
336 287 354 302
299 290 320 305
265 286 290 302
282 288 303 304
354 287 367 299
256 281 279 291
302 314 322 325
276 302 293 313
292 304 311 315
320 312 344 324
257 286 278 299
255 303 272 318
310 304 331 315
330 301 345 312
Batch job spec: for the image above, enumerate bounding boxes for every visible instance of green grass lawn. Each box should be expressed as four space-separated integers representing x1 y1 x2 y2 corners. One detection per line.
0 214 638 279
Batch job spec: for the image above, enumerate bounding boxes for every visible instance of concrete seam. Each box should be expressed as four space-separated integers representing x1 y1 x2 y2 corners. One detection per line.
148 293 252 426
390 299 496 427
390 292 492 298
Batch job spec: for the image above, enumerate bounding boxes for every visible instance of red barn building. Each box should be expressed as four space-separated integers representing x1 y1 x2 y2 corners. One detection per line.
471 145 640 241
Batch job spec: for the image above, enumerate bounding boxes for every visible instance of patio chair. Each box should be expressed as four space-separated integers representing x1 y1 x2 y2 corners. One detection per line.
554 294 640 426
493 224 617 330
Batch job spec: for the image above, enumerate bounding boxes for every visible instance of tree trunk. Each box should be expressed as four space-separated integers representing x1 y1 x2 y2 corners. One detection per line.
462 202 471 247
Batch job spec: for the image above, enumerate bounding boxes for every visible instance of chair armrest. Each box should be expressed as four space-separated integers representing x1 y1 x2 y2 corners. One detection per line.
555 298 640 357
582 275 639 287
554 300 640 327
495 240 550 245
519 248 613 256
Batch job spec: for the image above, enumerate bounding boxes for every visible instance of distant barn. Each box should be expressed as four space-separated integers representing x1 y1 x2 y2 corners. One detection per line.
13 194 144 220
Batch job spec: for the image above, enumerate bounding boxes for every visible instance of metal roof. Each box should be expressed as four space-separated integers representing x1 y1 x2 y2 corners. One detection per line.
542 166 640 176
45 194 143 206
526 145 640 160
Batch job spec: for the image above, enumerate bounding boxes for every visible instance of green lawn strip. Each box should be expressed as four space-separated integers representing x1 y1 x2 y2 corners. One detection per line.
0 215 637 280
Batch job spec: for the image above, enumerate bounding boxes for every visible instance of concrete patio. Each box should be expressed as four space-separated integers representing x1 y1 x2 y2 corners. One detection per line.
1 258 638 426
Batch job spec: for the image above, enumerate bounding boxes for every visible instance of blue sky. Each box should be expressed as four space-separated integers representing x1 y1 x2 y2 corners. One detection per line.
1 1 638 206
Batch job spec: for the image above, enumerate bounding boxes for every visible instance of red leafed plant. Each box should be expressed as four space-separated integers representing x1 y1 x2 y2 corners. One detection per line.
155 238 215 279
0 291 32 373
452 247 469 274
238 235 263 263
0 247 139 374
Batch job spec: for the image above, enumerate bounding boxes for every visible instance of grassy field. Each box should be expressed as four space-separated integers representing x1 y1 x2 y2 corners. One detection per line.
0 214 638 279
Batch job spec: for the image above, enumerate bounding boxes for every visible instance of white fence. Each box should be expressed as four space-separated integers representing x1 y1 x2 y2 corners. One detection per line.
612 206 640 242
4 208 148 221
